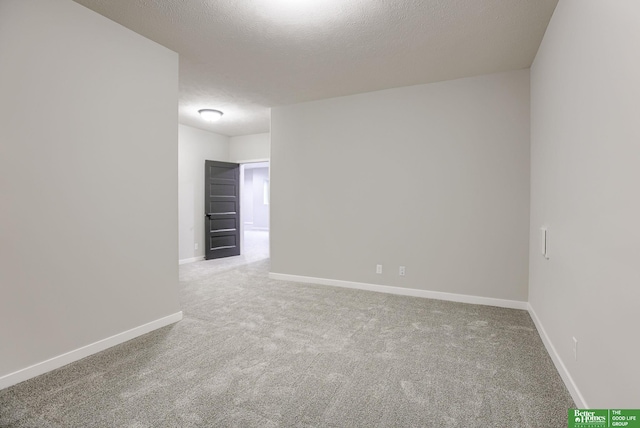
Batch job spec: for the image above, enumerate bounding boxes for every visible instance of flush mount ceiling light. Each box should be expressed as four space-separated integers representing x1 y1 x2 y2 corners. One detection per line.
252 0 344 27
198 109 223 122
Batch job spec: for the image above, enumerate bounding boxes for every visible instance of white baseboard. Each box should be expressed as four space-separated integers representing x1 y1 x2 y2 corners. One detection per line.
179 256 204 265
527 304 586 408
0 311 183 390
268 272 528 310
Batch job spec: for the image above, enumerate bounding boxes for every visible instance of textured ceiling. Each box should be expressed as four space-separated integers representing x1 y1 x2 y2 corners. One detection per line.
72 0 558 136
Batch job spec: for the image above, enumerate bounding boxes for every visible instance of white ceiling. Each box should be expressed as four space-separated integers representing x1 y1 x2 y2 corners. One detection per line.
73 0 558 137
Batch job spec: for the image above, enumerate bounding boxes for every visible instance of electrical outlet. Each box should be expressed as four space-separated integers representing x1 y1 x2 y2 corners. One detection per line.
376 264 383 274
399 266 406 276
195 243 198 250
573 337 578 361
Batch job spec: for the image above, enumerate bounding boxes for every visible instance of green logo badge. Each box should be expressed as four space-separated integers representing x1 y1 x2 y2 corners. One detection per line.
568 409 640 428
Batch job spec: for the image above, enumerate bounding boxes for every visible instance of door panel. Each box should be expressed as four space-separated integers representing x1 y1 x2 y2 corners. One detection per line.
207 200 236 214
208 217 237 231
205 160 240 260
208 235 237 250
209 183 236 197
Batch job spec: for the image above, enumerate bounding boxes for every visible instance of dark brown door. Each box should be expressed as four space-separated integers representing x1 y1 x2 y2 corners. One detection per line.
205 160 240 260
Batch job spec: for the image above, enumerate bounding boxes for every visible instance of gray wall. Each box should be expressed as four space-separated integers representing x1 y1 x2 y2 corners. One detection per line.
178 125 229 261
229 133 270 163
271 70 530 301
0 0 180 380
530 0 640 407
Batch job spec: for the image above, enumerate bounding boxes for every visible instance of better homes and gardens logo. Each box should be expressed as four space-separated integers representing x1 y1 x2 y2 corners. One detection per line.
571 410 607 427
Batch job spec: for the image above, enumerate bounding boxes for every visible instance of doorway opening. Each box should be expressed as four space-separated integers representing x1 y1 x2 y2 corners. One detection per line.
240 161 269 261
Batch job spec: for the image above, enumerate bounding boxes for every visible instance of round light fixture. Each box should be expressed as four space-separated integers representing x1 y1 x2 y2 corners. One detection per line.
198 109 223 122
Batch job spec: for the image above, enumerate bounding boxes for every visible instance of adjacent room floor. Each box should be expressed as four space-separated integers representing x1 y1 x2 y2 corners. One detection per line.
0 234 574 427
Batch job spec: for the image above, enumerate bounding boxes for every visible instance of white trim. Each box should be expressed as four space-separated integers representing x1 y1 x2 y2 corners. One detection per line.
528 303 587 408
239 164 246 255
236 158 270 164
179 256 204 265
268 272 528 310
0 311 183 390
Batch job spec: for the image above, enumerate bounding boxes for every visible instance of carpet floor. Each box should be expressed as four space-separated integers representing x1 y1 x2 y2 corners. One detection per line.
1 249 574 427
